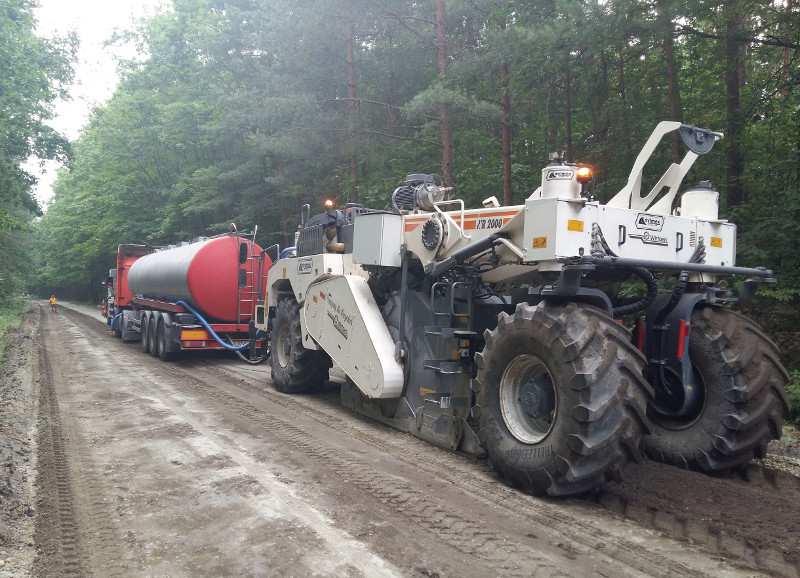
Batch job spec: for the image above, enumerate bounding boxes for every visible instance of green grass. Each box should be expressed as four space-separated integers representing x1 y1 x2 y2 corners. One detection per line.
0 297 28 361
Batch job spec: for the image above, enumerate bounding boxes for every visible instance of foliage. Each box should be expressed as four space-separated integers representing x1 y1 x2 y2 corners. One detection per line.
788 370 800 424
30 0 800 312
0 0 75 304
0 297 27 360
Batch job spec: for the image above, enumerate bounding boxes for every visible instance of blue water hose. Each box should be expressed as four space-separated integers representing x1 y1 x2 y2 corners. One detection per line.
279 246 297 259
175 300 249 351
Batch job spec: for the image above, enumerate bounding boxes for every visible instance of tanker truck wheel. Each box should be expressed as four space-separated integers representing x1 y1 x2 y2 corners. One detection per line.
156 319 176 362
140 314 150 353
270 298 329 394
139 314 148 353
644 307 789 472
475 302 650 497
112 314 122 338
120 310 139 343
146 316 158 356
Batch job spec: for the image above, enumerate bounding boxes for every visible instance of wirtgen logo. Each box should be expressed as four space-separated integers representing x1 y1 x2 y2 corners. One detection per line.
635 213 665 231
630 231 669 246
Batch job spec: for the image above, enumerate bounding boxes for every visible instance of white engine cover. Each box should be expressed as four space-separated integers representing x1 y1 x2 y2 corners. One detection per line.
303 275 404 399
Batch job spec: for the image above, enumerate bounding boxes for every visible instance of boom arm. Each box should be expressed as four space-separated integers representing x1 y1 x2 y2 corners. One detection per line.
607 121 722 213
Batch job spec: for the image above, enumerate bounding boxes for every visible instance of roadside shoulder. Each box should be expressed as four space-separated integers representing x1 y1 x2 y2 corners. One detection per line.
0 304 40 577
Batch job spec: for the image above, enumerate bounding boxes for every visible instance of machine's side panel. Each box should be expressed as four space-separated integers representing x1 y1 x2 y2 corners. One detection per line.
353 212 403 267
597 206 696 263
303 275 404 399
521 199 735 268
696 221 737 266
523 198 592 267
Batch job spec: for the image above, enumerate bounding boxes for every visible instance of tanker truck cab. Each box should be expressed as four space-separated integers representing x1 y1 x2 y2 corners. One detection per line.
103 244 151 341
261 122 789 498
112 232 273 362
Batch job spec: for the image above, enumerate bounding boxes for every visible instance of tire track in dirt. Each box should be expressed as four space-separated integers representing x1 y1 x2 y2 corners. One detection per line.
198 358 800 578
145 365 574 577
33 306 84 577
196 364 696 576
34 306 131 578
194 340 800 577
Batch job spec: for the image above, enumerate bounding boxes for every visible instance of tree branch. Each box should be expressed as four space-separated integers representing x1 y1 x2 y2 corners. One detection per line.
677 24 800 50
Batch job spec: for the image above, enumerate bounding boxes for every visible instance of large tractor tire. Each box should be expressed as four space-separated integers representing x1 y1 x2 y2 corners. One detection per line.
475 302 650 497
644 307 789 472
270 298 329 394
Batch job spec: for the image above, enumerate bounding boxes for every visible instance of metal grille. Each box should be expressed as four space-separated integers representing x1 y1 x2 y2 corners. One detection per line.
298 223 326 256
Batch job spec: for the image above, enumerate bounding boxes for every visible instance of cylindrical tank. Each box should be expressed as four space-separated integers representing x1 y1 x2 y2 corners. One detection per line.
540 162 581 199
129 235 267 322
680 181 719 220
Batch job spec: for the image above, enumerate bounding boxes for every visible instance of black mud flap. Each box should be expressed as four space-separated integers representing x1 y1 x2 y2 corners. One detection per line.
642 293 707 419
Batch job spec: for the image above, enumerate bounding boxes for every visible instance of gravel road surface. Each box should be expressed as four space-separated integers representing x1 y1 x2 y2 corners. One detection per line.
1 302 799 577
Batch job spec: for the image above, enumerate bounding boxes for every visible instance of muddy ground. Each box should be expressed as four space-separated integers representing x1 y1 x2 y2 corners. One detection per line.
1 302 799 577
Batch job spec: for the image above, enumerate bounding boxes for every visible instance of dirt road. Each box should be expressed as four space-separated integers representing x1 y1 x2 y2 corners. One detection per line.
2 303 799 577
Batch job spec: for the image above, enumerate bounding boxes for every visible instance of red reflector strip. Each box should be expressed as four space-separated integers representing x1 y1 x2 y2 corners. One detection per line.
636 319 646 352
676 320 690 359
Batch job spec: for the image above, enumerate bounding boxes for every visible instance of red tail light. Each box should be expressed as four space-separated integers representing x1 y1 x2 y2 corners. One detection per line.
676 319 690 359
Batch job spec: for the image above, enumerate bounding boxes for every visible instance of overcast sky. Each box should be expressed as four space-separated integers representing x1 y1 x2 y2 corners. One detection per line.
25 0 167 208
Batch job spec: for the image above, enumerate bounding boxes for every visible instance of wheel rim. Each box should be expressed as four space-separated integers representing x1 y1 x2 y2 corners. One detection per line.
275 324 291 368
499 354 557 444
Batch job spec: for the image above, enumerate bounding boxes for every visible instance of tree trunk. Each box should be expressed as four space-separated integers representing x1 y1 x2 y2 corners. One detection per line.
658 0 683 163
783 0 794 97
435 0 455 187
500 62 512 205
725 1 745 207
386 29 398 130
617 48 631 159
346 23 359 200
564 65 574 162
546 81 557 153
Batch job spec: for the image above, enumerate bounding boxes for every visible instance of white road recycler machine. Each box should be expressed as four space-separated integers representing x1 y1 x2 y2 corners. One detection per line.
256 122 789 496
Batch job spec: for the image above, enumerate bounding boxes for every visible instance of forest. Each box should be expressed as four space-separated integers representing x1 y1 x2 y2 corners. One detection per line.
0 0 73 341
1 1 799 395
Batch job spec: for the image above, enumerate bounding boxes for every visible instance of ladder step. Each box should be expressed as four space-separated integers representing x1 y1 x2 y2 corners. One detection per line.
423 360 466 375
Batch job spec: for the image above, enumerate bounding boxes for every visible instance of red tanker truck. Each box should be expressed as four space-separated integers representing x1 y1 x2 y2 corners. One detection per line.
103 232 274 362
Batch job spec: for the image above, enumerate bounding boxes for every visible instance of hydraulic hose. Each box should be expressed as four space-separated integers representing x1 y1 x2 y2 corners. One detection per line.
655 242 707 324
175 300 249 352
231 344 268 365
175 300 268 364
612 267 658 317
